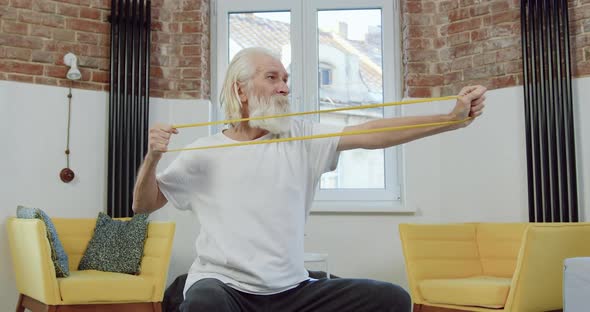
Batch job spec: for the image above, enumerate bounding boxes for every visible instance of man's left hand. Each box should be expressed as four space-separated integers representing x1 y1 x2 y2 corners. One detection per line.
449 85 487 128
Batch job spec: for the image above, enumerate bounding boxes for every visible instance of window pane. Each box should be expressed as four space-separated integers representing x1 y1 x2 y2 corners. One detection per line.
317 9 384 189
228 12 293 110
229 12 291 73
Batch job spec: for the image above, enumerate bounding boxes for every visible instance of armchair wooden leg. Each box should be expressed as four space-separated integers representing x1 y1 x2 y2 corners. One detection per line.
16 296 163 312
18 294 53 312
15 294 25 312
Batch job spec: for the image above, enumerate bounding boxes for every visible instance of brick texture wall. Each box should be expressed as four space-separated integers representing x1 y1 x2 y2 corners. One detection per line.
2 0 589 99
403 0 590 97
570 0 590 78
0 0 209 99
150 0 209 98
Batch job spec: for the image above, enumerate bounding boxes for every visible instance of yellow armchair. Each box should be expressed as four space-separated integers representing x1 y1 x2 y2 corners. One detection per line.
7 217 175 312
399 222 590 312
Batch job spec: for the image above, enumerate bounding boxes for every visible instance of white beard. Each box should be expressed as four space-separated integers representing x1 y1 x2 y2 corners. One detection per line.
247 94 291 135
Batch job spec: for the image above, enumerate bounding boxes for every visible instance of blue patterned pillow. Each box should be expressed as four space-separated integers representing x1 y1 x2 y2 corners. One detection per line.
78 212 149 274
16 205 70 277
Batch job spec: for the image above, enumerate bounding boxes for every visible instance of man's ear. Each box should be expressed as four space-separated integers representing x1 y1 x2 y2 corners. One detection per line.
235 82 248 102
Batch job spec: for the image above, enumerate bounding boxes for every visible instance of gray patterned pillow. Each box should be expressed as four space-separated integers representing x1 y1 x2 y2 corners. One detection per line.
78 212 149 274
16 205 70 277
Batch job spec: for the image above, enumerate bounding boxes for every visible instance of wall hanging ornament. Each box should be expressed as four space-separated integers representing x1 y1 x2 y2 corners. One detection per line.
60 53 81 183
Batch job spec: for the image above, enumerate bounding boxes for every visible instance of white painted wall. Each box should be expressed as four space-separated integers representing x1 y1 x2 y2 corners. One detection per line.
1 78 588 311
438 86 530 223
574 77 590 221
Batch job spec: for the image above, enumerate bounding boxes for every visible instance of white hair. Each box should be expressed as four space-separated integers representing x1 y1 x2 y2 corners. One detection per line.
219 47 281 125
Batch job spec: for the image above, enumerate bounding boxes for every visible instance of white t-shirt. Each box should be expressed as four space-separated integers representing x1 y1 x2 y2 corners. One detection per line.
156 118 343 296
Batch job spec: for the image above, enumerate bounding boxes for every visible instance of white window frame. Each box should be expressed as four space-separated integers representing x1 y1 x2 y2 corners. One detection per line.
212 0 303 128
212 0 407 212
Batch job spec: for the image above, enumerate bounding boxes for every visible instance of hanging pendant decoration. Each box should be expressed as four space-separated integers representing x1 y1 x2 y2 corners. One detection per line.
60 87 75 183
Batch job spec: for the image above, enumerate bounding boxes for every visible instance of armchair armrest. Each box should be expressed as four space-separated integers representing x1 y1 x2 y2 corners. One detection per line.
506 223 590 312
6 217 61 305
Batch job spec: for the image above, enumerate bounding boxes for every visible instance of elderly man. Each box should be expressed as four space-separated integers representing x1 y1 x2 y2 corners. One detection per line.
133 47 486 312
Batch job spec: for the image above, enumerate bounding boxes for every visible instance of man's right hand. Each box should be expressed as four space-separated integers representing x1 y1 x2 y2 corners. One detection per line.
148 123 178 160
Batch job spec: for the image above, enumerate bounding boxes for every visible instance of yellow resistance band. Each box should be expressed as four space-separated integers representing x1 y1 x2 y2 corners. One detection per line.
172 96 459 129
168 96 462 152
166 95 464 153
166 117 470 153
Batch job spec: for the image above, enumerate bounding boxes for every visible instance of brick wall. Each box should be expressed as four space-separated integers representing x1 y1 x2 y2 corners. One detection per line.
2 0 589 100
403 0 590 98
570 0 590 77
0 0 111 91
0 0 209 98
150 0 209 98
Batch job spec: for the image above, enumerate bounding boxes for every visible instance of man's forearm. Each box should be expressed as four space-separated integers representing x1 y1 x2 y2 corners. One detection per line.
358 114 458 149
132 154 166 213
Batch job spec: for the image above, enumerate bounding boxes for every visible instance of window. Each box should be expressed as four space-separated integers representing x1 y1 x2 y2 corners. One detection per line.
319 66 332 86
213 0 403 211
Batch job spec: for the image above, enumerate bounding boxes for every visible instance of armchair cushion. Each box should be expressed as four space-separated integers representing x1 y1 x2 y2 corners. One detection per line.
58 270 154 303
16 205 70 278
419 276 511 309
78 212 149 274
